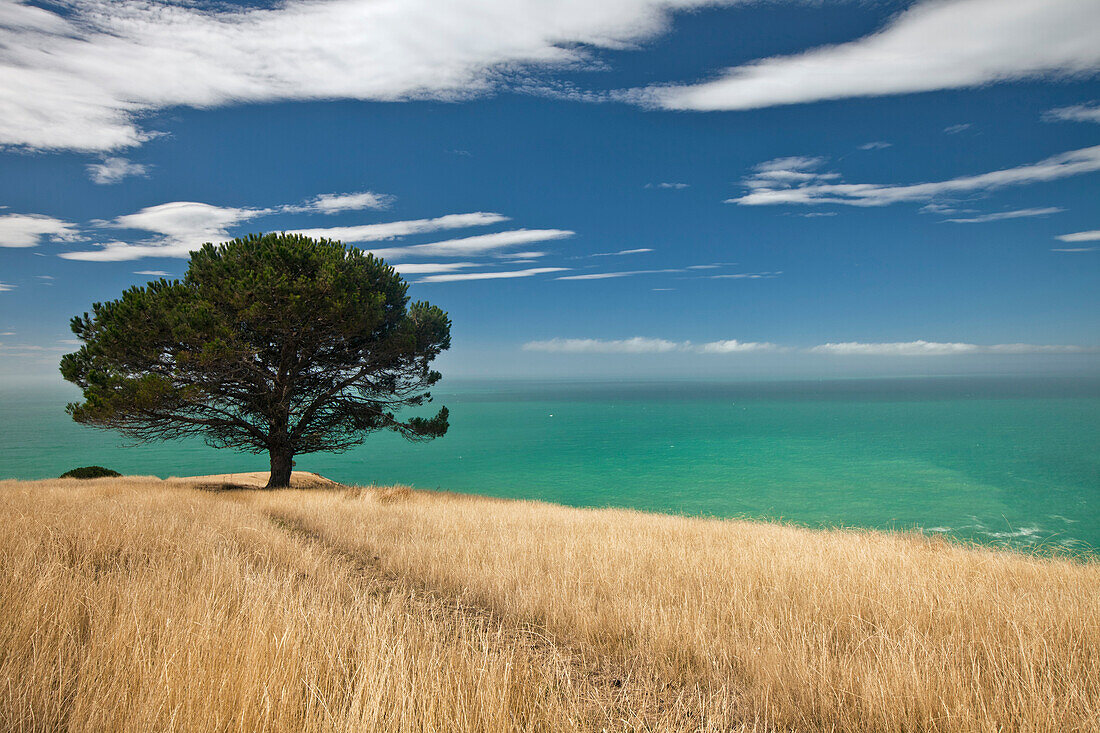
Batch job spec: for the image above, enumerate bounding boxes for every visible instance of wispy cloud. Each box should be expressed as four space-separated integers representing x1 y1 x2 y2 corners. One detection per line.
0 282 14 292
859 141 891 150
645 182 689 189
638 0 1100 111
1044 101 1100 123
134 270 171 277
807 341 1093 356
390 262 479 274
417 267 568 283
1056 230 1100 242
944 123 972 135
710 271 782 279
0 0 721 151
283 191 395 215
523 337 779 354
945 207 1064 224
289 212 509 243
0 214 81 248
556 268 682 280
61 201 267 261
87 156 148 184
1052 247 1098 253
588 248 654 257
525 337 1095 356
730 146 1100 207
58 205 512 261
370 229 574 259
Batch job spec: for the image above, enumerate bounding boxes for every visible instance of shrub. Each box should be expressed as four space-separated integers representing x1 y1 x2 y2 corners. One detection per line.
60 466 122 479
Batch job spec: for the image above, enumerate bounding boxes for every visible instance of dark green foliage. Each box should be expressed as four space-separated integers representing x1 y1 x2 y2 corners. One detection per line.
60 466 122 479
60 233 451 488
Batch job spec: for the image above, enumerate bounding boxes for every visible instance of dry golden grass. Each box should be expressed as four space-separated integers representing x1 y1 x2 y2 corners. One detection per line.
2 476 1098 732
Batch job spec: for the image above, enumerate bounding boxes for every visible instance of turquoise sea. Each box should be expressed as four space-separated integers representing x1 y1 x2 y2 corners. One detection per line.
2 376 1098 553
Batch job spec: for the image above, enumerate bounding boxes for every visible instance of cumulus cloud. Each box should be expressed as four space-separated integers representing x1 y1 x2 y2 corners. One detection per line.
730 146 1100 207
284 191 395 214
0 0 727 152
370 229 574 258
641 0 1100 111
1044 101 1100 123
807 341 1094 356
1056 229 1100 242
86 156 148 184
0 214 81 248
417 267 568 283
945 207 1064 223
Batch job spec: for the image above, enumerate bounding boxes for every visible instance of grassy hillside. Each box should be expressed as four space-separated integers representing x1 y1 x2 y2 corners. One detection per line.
1 477 1097 732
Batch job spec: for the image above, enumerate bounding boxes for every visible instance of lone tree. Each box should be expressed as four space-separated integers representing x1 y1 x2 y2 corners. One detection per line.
60 233 451 488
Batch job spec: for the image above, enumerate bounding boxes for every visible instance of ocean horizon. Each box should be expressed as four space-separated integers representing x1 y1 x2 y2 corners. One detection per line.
5 373 1098 554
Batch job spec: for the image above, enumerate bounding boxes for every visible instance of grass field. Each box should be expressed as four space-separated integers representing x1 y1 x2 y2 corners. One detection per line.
1 476 1097 731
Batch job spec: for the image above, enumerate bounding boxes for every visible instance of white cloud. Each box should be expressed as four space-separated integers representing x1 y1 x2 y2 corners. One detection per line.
0 0 725 151
134 270 172 277
417 267 568 283
370 229 574 258
859 141 891 150
807 341 1093 356
1056 229 1100 242
556 268 682 280
86 157 148 184
944 123 972 135
0 282 13 292
61 201 266 261
522 337 778 353
642 0 1100 111
710 271 782 279
523 337 683 353
731 146 1100 207
589 248 654 257
1052 247 1098 252
284 191 395 214
945 207 1064 223
645 182 689 189
60 208 512 260
0 214 80 247
289 213 509 243
1044 102 1100 123
390 262 479 274
696 339 779 353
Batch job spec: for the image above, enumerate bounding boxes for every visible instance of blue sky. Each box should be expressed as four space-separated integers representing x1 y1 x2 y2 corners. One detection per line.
1 0 1098 380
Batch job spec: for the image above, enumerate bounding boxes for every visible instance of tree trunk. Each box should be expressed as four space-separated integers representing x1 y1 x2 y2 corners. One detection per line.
266 448 294 489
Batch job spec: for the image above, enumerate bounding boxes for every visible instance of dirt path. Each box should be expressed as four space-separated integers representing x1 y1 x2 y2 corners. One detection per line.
260 506 697 731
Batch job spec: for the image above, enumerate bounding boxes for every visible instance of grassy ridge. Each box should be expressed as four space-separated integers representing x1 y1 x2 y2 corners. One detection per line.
2 477 1097 731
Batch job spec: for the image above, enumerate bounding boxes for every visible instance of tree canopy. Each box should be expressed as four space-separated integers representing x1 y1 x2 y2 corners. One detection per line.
60 233 451 488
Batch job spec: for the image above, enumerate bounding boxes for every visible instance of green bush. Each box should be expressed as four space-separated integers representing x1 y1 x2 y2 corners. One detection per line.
60 466 122 479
